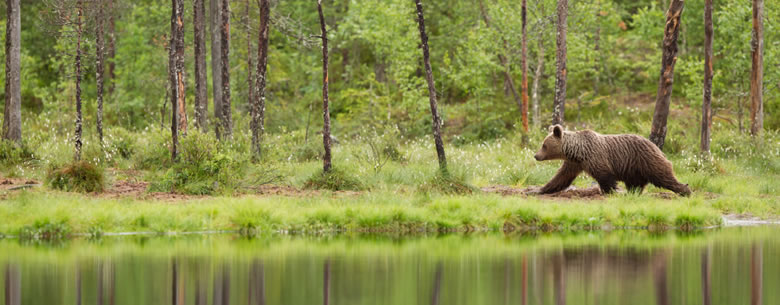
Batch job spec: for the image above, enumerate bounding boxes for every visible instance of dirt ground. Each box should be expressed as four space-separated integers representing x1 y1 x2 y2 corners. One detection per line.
480 185 605 199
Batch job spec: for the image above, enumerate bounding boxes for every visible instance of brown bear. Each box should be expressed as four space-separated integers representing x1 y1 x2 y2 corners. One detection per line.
533 125 691 196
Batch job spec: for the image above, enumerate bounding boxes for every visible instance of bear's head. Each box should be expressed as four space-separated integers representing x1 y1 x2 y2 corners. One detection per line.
534 124 565 161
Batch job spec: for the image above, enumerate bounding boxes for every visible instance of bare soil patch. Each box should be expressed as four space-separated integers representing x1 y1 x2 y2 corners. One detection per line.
481 185 604 200
0 177 40 191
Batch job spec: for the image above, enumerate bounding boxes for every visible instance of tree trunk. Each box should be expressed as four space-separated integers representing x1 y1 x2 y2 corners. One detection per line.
477 0 525 130
170 0 186 160
2 0 22 143
252 0 270 160
551 0 568 126
749 0 763 136
531 1 545 130
593 0 601 95
246 0 254 115
107 0 116 95
701 0 713 153
194 0 208 131
415 0 447 173
75 0 84 161
521 0 529 132
211 0 224 139
220 0 232 139
96 0 106 144
317 0 332 172
649 0 684 150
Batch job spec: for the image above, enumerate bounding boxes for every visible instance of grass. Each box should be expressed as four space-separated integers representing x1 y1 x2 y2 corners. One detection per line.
46 161 105 193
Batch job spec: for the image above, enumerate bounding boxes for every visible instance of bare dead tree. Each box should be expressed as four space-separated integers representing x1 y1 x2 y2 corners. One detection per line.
649 0 684 150
750 0 763 136
317 0 332 172
252 0 270 160
194 0 208 130
551 0 568 126
701 0 713 153
415 0 447 173
220 0 233 139
2 0 22 143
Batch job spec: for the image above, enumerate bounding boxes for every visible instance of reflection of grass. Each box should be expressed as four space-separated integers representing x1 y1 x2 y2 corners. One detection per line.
2 188 770 237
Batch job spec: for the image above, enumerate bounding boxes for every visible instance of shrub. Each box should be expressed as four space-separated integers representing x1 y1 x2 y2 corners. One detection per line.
132 127 172 170
47 161 105 193
0 140 34 165
303 167 365 191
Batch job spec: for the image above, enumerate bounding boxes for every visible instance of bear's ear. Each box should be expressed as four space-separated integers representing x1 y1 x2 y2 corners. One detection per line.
552 125 563 139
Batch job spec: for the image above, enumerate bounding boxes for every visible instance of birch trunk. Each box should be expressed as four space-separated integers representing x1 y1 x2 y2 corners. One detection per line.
552 0 568 126
75 0 84 161
252 0 270 159
701 0 713 153
194 0 208 130
750 0 763 136
220 0 232 138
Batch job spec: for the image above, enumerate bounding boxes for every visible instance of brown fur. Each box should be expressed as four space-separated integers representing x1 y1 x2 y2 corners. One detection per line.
534 125 691 196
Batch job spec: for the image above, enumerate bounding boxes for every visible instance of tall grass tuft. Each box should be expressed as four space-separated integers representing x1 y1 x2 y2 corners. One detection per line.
47 161 105 193
303 167 365 191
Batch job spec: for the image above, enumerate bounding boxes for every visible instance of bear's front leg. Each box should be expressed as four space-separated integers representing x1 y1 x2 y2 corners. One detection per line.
539 161 583 194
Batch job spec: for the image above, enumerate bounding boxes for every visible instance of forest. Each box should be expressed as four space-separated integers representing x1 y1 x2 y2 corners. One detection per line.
0 0 779 236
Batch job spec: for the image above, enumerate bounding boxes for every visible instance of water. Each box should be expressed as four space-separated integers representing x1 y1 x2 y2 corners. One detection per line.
1 227 778 305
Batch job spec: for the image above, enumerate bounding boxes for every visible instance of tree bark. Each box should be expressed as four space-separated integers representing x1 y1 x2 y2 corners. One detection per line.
170 0 186 160
521 0 529 132
211 0 224 139
551 0 568 126
477 0 525 131
749 0 763 136
245 0 254 116
252 0 270 160
649 0 684 150
701 0 713 153
96 0 106 144
531 1 545 130
220 0 232 139
317 0 332 172
415 0 447 173
194 0 208 130
2 0 22 143
75 0 84 161
107 0 116 94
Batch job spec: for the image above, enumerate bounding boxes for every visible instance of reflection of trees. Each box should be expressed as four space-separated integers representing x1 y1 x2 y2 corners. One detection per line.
431 262 442 305
250 260 266 305
701 247 711 305
652 251 669 305
553 253 566 305
4 264 21 305
324 259 331 305
751 243 762 305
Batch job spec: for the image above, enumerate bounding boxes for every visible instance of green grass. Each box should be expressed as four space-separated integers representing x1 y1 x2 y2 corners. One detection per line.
46 161 105 193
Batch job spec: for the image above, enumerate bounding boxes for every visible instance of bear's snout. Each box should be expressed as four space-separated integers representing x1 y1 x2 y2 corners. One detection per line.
534 153 542 161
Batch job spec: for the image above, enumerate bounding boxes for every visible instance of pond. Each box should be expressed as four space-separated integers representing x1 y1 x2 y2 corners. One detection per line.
1 227 778 305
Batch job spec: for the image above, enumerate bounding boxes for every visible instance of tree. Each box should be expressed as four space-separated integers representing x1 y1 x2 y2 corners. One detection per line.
169 0 186 160
252 0 270 159
245 0 254 116
220 0 232 139
750 0 763 136
211 0 224 138
317 0 332 172
74 0 85 160
194 0 208 130
531 0 548 130
551 0 568 126
95 0 106 144
477 0 525 130
701 0 713 153
521 0 529 133
2 0 22 143
107 0 116 94
649 0 684 150
414 0 447 173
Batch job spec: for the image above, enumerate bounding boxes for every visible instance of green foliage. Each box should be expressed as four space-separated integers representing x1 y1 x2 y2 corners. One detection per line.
303 167 365 191
46 161 105 193
0 140 34 166
19 219 70 241
418 170 476 195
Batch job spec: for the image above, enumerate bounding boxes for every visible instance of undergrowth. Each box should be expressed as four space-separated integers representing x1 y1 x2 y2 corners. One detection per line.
46 161 105 193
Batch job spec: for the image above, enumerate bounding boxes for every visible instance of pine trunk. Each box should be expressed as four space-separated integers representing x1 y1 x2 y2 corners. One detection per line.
170 0 186 160
521 0 529 132
96 0 105 144
750 0 763 136
317 0 332 172
2 0 22 143
252 0 270 159
415 0 447 173
194 0 208 130
245 0 254 114
701 0 713 153
75 1 84 161
649 0 684 150
211 0 224 139
220 0 232 139
552 0 568 126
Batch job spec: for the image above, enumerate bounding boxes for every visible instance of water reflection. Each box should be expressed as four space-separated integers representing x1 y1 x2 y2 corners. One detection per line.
1 228 778 305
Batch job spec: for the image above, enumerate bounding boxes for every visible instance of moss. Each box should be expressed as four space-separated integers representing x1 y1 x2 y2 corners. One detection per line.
46 161 105 193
